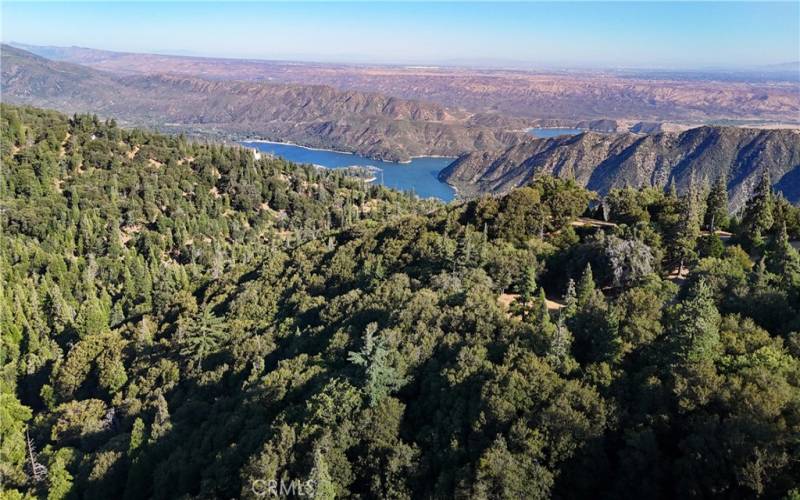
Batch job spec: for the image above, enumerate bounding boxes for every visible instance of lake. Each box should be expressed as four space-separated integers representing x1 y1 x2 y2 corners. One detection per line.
528 127 583 138
241 141 457 201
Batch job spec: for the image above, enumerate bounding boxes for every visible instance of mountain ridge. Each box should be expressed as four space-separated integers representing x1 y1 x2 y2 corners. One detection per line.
440 126 800 210
5 44 799 207
13 42 800 126
0 44 523 162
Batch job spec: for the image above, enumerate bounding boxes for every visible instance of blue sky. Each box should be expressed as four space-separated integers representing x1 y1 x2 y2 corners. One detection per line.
3 2 799 68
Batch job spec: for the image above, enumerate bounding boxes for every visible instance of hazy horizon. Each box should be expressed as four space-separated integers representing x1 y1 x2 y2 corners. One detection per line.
6 39 800 74
3 1 799 70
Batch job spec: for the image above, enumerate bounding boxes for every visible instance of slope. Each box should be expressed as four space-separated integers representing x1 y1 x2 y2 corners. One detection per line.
441 126 800 209
1 45 522 162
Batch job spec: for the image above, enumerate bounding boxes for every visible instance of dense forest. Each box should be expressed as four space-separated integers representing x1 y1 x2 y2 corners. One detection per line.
2 104 800 499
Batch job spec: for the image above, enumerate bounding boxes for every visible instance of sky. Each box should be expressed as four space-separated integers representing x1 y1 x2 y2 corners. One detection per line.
2 1 799 69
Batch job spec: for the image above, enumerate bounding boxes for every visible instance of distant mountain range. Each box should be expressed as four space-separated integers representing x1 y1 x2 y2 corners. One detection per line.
0 44 522 162
441 126 800 210
11 42 800 126
3 43 799 207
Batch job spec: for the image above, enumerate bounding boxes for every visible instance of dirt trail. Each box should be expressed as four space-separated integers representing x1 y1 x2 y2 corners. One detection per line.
59 131 71 159
498 292 564 313
700 229 733 241
571 217 618 229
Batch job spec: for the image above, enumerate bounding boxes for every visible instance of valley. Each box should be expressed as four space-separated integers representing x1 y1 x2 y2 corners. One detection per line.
0 44 524 163
3 43 800 206
4 2 800 497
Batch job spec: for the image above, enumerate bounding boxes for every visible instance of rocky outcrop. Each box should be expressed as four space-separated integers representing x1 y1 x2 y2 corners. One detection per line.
628 122 665 134
440 126 800 210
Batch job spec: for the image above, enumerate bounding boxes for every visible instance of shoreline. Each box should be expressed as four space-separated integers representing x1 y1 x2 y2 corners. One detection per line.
526 126 585 130
241 139 458 164
526 126 585 133
410 154 459 160
242 138 459 201
241 139 356 156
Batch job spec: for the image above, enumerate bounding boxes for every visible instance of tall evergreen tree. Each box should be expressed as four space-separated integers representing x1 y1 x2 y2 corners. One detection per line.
704 173 729 231
532 288 554 337
347 323 406 407
548 314 574 373
562 278 578 319
576 263 596 306
668 279 721 364
177 305 226 371
767 222 800 290
667 178 678 202
740 170 774 250
515 265 539 320
309 447 336 500
672 176 702 274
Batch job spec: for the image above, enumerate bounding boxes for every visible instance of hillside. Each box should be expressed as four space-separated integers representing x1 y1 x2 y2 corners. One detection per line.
15 43 800 126
440 126 800 210
0 45 523 162
3 105 800 499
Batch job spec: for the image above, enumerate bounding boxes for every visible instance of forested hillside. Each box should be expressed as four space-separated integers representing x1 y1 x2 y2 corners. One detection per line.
2 105 800 499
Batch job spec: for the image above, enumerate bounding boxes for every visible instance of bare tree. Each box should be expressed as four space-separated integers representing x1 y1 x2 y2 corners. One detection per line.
26 428 48 483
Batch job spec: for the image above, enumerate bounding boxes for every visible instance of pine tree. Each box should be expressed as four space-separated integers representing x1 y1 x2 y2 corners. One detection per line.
596 310 623 365
749 256 771 291
576 263 596 306
43 284 75 336
150 394 172 440
704 174 729 231
46 448 75 500
515 265 539 320
690 169 709 227
562 278 578 319
178 305 226 371
76 295 110 338
128 418 146 457
568 266 619 366
741 171 774 250
668 279 721 364
532 288 554 337
0 393 32 488
347 323 406 407
309 446 336 500
667 178 678 201
454 231 475 272
548 313 574 371
669 174 703 275
8 109 24 145
767 222 800 289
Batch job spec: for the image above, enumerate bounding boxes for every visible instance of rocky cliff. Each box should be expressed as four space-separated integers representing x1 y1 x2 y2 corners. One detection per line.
440 126 800 210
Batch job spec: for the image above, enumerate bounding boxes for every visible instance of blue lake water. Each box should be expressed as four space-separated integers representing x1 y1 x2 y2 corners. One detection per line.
242 141 457 201
528 128 583 138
